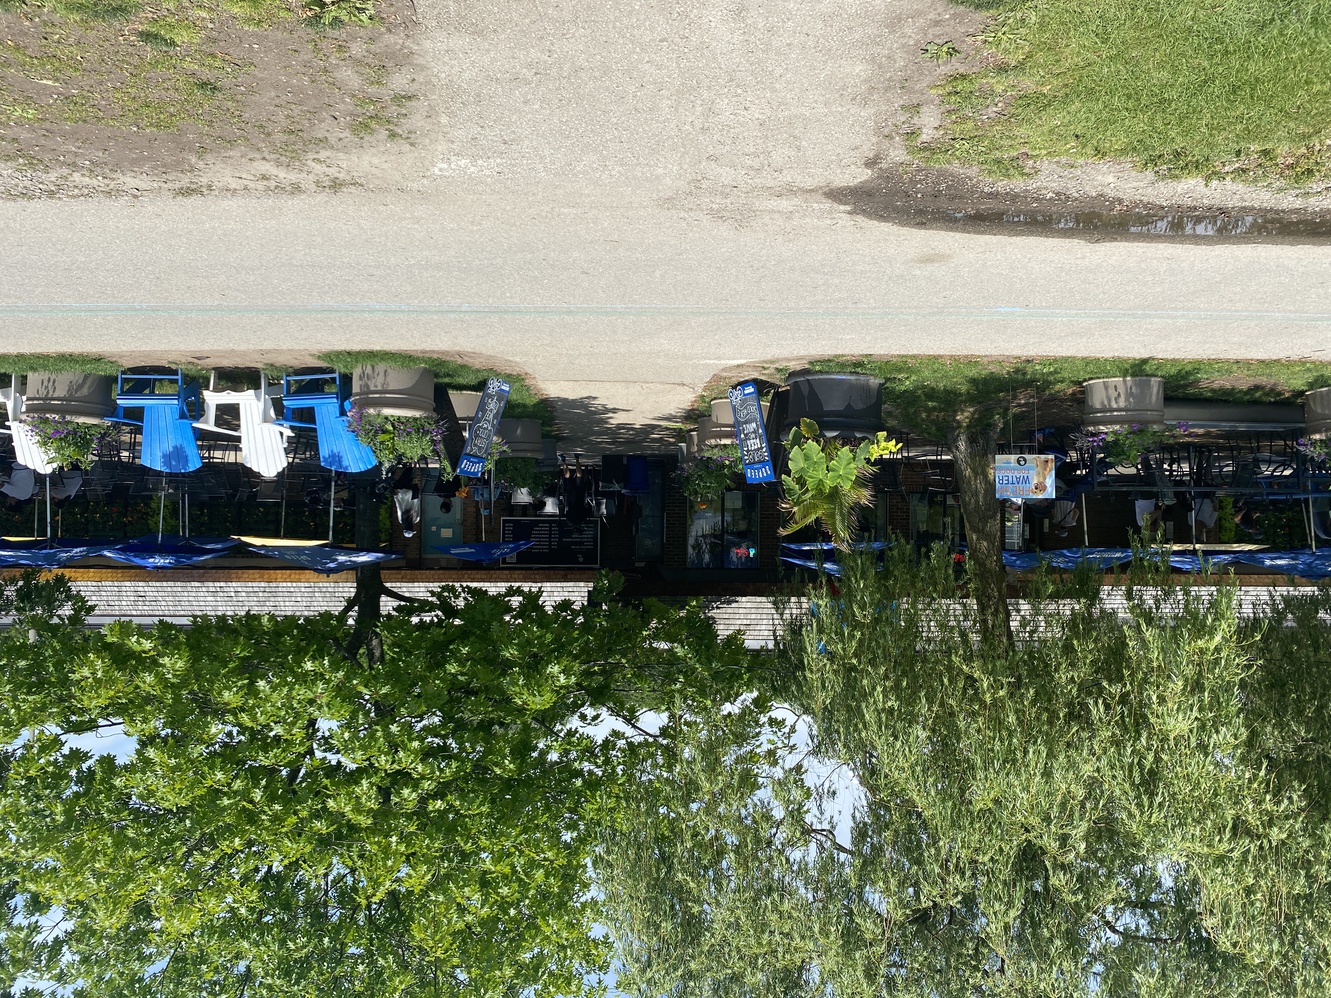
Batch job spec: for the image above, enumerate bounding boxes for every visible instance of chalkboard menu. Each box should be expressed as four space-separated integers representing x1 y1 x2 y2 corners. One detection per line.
458 378 510 478
500 517 600 567
728 382 776 483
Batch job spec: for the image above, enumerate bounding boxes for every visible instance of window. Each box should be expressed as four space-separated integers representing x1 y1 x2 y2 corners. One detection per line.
687 491 760 569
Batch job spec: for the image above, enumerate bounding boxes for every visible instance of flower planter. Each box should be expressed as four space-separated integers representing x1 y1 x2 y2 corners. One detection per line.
497 418 543 458
692 417 738 454
351 365 436 417
1083 377 1165 431
781 371 885 438
448 390 483 423
709 397 770 425
1304 386 1331 439
20 372 115 422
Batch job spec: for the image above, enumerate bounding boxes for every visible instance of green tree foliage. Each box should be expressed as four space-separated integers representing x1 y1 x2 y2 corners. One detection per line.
0 570 751 996
599 553 1331 996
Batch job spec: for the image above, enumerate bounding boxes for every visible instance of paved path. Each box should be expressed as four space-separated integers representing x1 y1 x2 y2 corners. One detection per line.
5 0 1331 448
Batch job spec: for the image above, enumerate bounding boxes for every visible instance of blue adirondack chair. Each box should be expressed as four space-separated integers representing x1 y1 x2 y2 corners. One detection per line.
276 373 377 474
106 371 203 474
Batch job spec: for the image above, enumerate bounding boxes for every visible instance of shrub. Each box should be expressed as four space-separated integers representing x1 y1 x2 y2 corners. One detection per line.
303 0 374 26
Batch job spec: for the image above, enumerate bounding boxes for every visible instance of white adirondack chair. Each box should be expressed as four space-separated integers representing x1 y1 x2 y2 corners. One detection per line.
0 383 58 475
194 373 293 480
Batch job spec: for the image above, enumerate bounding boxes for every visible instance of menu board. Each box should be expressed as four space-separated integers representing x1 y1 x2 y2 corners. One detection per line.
458 378 510 478
500 517 600 567
728 382 776 483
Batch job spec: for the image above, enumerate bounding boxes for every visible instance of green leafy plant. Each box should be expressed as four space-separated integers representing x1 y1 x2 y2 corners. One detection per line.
781 419 901 548
678 444 741 503
1218 495 1237 543
303 0 375 26
1078 422 1194 467
1297 436 1331 463
346 406 448 471
495 456 543 493
23 415 113 469
921 39 960 64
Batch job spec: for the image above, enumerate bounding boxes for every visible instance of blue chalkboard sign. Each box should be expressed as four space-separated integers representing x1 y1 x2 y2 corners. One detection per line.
458 378 511 478
728 382 775 484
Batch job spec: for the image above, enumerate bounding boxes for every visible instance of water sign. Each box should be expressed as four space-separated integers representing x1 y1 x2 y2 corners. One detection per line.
994 454 1056 499
458 378 510 478
728 382 775 484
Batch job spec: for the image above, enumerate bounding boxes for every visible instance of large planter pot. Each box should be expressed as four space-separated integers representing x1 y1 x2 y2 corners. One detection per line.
1305 387 1331 438
20 372 115 422
497 418 543 458
782 371 885 438
694 416 738 451
448 390 483 422
351 365 436 417
709 397 770 426
1083 377 1165 430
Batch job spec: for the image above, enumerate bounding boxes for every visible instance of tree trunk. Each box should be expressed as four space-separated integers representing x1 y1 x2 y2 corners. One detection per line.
950 423 1013 650
353 485 385 666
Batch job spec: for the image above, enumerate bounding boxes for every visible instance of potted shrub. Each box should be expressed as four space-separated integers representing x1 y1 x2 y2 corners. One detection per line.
23 414 114 469
495 455 543 497
781 419 901 548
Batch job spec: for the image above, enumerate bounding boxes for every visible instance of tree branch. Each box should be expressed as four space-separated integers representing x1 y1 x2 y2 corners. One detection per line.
1097 914 1185 946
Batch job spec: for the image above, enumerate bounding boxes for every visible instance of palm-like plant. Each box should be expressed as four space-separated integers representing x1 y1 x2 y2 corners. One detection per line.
780 419 901 549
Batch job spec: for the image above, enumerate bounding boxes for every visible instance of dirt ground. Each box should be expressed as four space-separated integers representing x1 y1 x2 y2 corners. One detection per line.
0 0 432 197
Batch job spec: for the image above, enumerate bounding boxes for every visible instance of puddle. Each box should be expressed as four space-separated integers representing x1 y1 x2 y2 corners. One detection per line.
942 208 1331 240
828 167 1331 243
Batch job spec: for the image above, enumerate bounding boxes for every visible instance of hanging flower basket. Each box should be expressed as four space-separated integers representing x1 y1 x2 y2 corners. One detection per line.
23 414 114 469
677 444 741 502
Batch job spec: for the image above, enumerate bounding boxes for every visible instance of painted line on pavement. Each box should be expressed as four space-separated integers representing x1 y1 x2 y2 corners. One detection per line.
3 303 1331 323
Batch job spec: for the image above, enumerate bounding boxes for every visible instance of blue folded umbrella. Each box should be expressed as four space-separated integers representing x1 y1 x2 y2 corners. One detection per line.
0 539 113 568
247 545 400 575
437 541 535 563
102 535 240 570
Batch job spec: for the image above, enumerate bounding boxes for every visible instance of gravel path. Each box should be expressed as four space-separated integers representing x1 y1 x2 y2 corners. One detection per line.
415 0 972 194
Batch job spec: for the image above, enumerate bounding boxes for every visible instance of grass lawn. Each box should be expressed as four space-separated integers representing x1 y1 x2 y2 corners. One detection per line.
695 356 1331 441
916 0 1331 185
317 350 555 432
0 351 554 432
0 353 120 376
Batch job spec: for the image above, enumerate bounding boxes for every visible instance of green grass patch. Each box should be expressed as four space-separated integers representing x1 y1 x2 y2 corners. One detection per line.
789 355 1331 439
136 15 201 49
921 0 1331 185
0 354 121 376
316 351 555 432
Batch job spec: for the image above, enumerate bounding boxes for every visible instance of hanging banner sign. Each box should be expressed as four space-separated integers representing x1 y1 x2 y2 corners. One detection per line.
994 454 1056 499
728 382 776 484
457 378 511 478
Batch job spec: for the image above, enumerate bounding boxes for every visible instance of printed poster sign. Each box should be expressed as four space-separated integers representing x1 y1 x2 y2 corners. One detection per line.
994 454 1056 499
727 382 776 484
458 378 511 478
